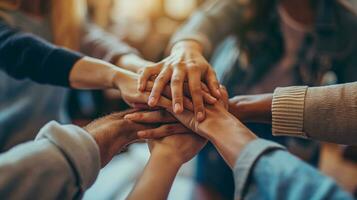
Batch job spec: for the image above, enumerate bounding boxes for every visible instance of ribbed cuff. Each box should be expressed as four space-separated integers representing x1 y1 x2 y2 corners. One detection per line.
36 121 101 193
272 86 308 137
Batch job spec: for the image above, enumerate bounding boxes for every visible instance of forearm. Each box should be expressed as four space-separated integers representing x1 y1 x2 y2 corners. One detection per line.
272 82 357 144
80 23 139 65
208 123 256 168
235 143 353 199
229 93 273 123
0 121 100 199
170 0 241 56
127 151 182 200
196 108 257 168
69 56 136 90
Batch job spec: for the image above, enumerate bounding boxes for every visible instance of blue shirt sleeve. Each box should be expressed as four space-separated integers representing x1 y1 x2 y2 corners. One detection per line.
0 21 83 87
233 139 353 200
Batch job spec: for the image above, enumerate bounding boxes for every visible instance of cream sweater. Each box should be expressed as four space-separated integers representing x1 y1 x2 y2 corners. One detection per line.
272 82 357 145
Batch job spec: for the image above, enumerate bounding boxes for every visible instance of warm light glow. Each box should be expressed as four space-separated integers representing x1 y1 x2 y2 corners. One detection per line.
164 0 197 20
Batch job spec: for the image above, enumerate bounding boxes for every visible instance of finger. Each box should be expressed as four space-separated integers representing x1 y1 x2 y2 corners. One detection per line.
219 85 229 109
203 91 217 104
124 110 177 123
206 68 221 98
188 67 205 122
148 66 173 107
147 83 194 112
171 66 186 114
131 103 161 110
162 85 194 112
138 64 162 92
137 123 189 139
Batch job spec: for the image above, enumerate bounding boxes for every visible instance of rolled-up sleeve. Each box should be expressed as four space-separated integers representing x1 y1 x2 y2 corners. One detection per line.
170 0 243 57
0 121 100 200
0 21 83 87
233 139 353 200
80 23 139 63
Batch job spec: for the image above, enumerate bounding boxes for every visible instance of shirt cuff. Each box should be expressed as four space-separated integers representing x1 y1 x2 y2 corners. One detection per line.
272 86 308 137
43 48 83 87
35 121 101 193
233 139 285 199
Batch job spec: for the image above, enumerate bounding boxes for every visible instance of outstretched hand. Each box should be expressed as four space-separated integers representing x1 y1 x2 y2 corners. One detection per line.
138 41 221 122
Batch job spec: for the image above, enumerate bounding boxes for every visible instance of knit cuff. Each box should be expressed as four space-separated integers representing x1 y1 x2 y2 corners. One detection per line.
272 86 308 137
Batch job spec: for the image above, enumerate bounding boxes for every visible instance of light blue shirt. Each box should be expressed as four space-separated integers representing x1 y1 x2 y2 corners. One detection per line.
233 139 353 200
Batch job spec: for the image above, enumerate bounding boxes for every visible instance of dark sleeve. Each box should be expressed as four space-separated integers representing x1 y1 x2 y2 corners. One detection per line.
0 21 83 87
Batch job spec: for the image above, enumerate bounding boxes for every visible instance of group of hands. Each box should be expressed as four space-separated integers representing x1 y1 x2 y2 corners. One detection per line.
72 41 272 170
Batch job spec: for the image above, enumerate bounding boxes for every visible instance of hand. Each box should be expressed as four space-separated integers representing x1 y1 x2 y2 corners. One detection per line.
84 110 157 167
125 109 190 139
149 133 207 165
125 85 229 139
127 129 206 200
229 93 273 123
112 70 172 108
126 85 230 139
138 40 221 122
163 86 257 168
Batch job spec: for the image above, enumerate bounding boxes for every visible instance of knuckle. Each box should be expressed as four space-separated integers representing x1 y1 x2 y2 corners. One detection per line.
156 75 168 82
190 87 202 94
171 77 183 85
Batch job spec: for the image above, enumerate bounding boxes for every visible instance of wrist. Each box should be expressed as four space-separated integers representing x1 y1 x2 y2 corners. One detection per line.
151 147 185 167
208 122 257 168
171 40 203 54
116 53 148 73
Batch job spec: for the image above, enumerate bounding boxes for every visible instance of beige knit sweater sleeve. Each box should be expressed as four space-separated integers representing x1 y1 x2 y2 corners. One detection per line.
272 82 357 145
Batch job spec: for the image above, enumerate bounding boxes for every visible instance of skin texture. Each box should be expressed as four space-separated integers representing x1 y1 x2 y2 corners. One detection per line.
126 86 257 168
138 40 221 122
69 56 174 108
116 53 154 73
83 110 158 167
127 133 207 200
229 93 273 123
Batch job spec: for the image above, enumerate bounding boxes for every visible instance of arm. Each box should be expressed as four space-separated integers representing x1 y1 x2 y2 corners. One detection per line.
229 82 357 145
127 133 206 200
0 21 82 86
0 110 157 199
80 23 152 73
272 82 357 144
126 147 182 200
0 21 172 107
0 122 100 200
137 0 244 120
170 0 244 56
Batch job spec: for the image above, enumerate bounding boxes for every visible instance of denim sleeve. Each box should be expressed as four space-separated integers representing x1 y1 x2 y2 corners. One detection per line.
233 139 353 200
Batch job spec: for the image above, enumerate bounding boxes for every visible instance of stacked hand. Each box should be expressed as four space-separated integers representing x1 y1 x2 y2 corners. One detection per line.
138 41 221 121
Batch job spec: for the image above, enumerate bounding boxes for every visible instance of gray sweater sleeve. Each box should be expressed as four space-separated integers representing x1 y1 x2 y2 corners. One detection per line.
0 121 101 200
169 0 243 57
272 82 357 145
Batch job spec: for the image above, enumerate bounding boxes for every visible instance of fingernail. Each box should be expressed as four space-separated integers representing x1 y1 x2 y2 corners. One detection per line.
211 96 217 102
148 97 156 106
124 114 135 120
216 89 222 97
197 111 204 121
174 103 182 113
137 131 146 138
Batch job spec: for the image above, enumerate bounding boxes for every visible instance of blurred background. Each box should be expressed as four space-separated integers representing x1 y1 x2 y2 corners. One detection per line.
74 1 357 199
1 0 355 199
